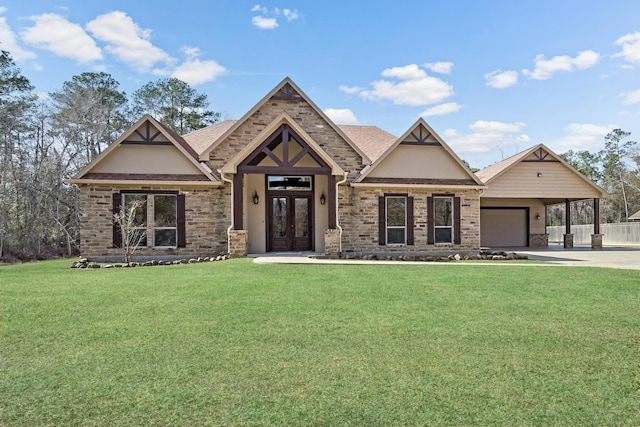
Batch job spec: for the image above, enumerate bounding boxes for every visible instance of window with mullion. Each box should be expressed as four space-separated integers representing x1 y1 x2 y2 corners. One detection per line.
123 194 148 247
434 196 453 244
153 195 177 247
386 196 406 244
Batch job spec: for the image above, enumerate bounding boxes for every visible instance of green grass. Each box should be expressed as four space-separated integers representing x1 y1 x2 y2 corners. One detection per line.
2 259 639 426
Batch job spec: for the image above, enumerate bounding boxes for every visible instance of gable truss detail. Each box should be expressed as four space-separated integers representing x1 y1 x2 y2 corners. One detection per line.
238 124 331 175
123 121 171 146
522 147 560 162
400 125 441 146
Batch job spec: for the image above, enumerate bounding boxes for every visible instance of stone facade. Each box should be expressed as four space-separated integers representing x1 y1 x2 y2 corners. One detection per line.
591 233 603 250
324 229 341 256
563 233 574 248
205 97 365 183
529 233 549 247
228 229 248 258
339 187 482 254
77 184 230 260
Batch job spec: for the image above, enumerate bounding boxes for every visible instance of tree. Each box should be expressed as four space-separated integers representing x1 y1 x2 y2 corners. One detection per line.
113 199 147 264
130 77 220 134
0 50 37 258
599 129 637 222
50 72 128 167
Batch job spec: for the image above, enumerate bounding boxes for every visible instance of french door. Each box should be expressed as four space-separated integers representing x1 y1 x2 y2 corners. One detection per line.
268 195 312 252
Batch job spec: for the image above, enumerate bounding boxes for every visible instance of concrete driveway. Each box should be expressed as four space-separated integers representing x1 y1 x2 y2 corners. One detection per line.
252 245 640 270
509 245 640 270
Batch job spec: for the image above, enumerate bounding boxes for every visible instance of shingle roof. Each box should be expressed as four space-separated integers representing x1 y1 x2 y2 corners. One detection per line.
475 148 532 183
182 120 238 156
337 125 397 162
180 121 397 163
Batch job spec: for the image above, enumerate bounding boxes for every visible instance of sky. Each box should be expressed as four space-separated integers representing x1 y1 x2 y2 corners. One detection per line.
1 0 640 169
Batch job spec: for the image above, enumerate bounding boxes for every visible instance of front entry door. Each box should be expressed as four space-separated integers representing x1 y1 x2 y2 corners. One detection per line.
269 195 312 252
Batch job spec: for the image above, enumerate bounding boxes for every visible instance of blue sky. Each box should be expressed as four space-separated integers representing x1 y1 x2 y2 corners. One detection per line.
1 1 639 168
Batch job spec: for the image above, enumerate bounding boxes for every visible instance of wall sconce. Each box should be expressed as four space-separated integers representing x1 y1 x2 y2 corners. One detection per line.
537 172 543 178
253 191 259 205
320 192 326 205
535 213 541 220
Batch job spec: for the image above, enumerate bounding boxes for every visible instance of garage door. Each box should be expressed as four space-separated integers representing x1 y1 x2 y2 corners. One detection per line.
481 208 528 247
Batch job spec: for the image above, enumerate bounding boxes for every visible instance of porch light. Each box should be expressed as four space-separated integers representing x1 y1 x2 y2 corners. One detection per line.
320 192 326 205
253 191 259 205
535 213 541 220
537 172 543 177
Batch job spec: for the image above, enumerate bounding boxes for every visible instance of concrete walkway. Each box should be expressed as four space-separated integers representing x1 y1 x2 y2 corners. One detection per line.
251 246 640 270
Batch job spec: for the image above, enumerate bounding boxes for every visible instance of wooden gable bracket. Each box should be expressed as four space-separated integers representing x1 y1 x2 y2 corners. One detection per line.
523 147 560 162
401 124 440 146
238 124 331 174
123 121 171 146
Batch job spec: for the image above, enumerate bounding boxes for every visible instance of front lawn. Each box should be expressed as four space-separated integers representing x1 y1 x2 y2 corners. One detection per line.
1 259 638 426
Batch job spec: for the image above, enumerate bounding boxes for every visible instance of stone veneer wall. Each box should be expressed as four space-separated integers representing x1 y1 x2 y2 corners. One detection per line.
529 233 549 247
77 184 231 259
339 187 482 254
324 229 341 255
205 99 365 183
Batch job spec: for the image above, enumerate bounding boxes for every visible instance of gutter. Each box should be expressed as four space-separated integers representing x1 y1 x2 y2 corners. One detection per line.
218 169 234 255
335 171 349 255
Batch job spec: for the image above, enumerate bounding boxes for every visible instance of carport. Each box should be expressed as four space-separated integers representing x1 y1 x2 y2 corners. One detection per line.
476 144 608 249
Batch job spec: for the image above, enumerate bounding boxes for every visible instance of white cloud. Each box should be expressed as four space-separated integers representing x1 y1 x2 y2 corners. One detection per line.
469 120 526 133
613 31 640 65
251 6 299 29
485 69 518 88
0 13 37 62
86 11 173 72
171 46 227 85
423 61 453 74
21 13 102 63
324 108 357 124
619 88 640 105
553 123 616 152
339 85 363 94
283 9 299 21
252 15 278 30
419 102 462 117
443 120 529 154
350 64 454 106
522 50 600 80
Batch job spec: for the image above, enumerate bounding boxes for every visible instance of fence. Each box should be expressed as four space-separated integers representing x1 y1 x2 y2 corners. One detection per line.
547 222 640 245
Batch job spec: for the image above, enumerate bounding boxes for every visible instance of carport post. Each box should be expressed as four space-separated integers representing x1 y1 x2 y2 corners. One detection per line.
563 199 574 248
591 198 603 249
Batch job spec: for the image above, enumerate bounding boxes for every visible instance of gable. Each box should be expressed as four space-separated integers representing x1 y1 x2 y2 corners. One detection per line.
201 78 368 176
480 144 607 199
69 115 218 185
355 119 483 187
221 113 344 176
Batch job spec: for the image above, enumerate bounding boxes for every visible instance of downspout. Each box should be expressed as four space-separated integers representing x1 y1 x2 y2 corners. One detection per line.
219 169 234 255
335 171 349 255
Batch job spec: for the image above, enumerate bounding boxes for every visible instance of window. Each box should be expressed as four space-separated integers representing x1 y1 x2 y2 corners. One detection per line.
115 192 184 248
267 176 312 191
123 194 148 247
427 195 461 245
379 194 414 246
434 196 453 244
386 196 407 244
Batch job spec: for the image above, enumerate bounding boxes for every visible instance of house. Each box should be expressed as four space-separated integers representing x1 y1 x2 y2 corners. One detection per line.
69 78 607 259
